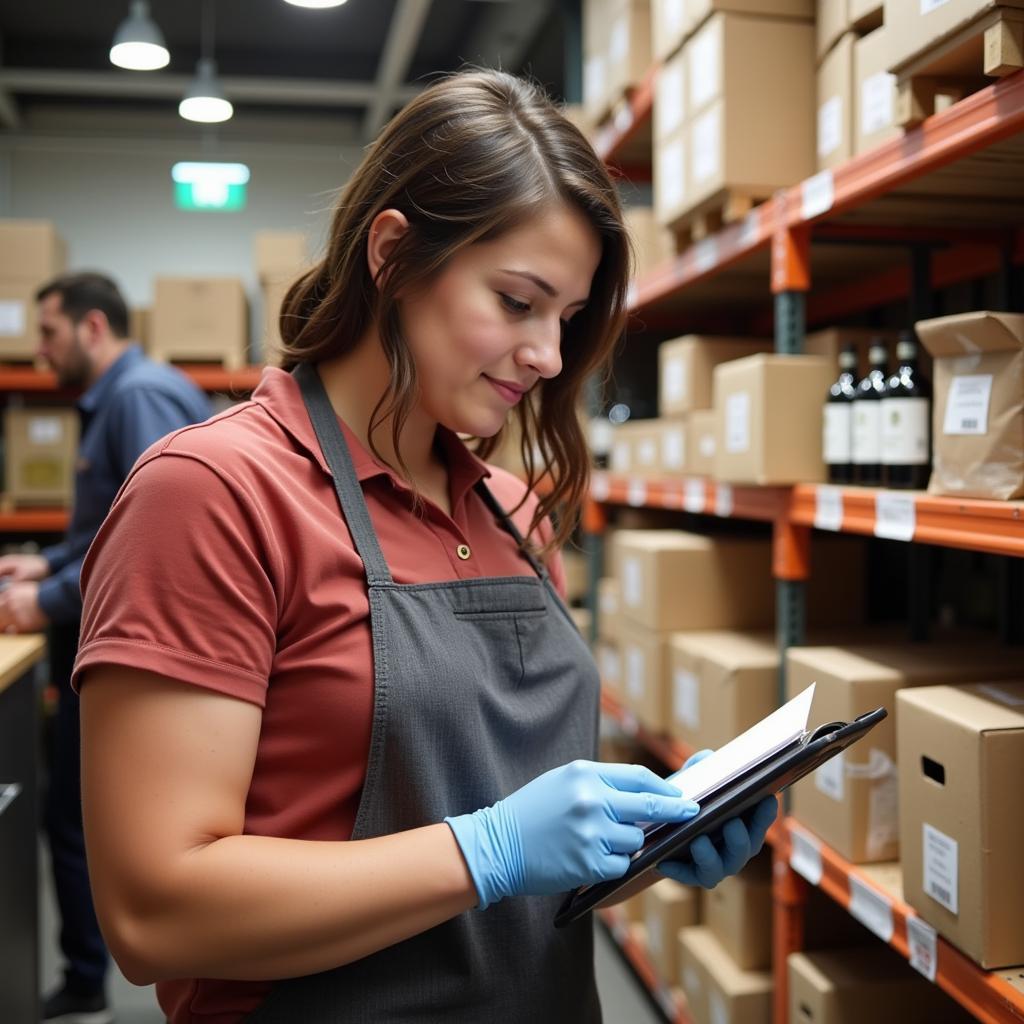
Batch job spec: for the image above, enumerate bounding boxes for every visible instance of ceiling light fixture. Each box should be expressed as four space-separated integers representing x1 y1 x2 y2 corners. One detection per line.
179 0 233 123
110 0 170 71
282 0 349 8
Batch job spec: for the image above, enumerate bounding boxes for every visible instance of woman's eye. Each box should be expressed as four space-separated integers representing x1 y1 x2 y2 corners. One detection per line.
499 293 531 315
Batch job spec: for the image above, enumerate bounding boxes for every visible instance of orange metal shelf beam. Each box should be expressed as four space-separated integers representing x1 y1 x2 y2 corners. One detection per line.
776 820 1024 1024
0 364 264 395
0 508 69 533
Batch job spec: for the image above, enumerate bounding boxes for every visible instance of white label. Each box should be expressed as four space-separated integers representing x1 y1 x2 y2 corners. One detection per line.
977 683 1024 707
814 486 844 532
592 472 610 501
610 16 628 65
814 751 845 801
699 432 716 458
622 556 642 607
691 107 721 185
865 771 899 861
789 825 823 885
627 478 647 506
739 209 761 249
823 404 853 464
673 669 700 729
801 169 835 220
852 402 882 463
28 416 64 445
943 374 993 436
725 392 750 453
818 95 843 158
612 439 631 472
646 909 663 961
861 72 897 135
613 103 633 135
665 0 687 36
599 646 621 684
849 876 895 942
874 492 916 542
921 0 951 12
710 990 729 1024
657 61 686 138
664 357 686 403
684 477 706 513
636 439 658 468
923 822 959 914
689 20 720 111
693 238 719 274
0 300 27 336
659 137 686 215
882 397 930 466
907 915 939 982
584 56 605 107
626 646 645 701
662 428 686 471
715 482 733 518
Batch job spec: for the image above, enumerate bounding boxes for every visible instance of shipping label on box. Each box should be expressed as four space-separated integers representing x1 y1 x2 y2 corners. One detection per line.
3 406 79 506
817 34 855 170
619 618 672 730
854 25 900 156
656 48 688 139
653 0 689 62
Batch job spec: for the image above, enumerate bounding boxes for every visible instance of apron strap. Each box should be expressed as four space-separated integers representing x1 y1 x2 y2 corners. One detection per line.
474 479 550 583
293 362 393 586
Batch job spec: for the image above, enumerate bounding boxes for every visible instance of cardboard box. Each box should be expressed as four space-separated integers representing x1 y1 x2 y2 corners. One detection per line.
816 0 849 60
151 277 249 368
3 407 79 506
562 550 588 604
655 417 688 475
713 354 834 484
899 681 1024 969
619 617 672 728
690 0 814 37
853 25 900 156
683 14 815 215
655 45 688 140
644 879 702 983
0 279 43 361
654 127 690 230
595 640 624 701
653 0 689 61
614 529 774 632
261 278 290 359
916 312 1024 500
668 630 778 751
584 0 613 121
883 0 1024 75
787 642 1024 863
817 33 855 170
788 946 977 1023
129 307 151 351
253 230 307 284
597 577 622 644
705 850 773 970
569 607 592 636
679 925 773 1024
687 409 717 474
659 335 772 415
607 0 653 103
609 420 663 477
624 206 676 281
0 220 66 283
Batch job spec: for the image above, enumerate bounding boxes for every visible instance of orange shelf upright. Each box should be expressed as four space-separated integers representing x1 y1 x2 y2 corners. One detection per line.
0 508 69 533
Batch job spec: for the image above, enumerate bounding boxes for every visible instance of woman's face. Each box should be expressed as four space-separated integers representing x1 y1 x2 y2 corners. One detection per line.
400 202 603 438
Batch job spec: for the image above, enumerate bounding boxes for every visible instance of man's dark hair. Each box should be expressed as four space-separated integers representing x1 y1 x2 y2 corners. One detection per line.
36 272 130 339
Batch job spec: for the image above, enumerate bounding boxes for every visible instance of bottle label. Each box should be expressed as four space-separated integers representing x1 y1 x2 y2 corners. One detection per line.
852 402 882 464
823 404 852 463
882 397 930 465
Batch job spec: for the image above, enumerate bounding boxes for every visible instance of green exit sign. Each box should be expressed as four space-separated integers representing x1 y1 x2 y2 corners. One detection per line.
172 161 250 211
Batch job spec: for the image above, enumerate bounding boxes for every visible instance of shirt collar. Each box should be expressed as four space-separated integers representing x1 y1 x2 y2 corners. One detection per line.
251 366 491 503
77 344 144 413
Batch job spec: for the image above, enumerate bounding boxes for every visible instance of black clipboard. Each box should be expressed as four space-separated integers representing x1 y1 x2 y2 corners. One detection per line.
554 706 887 928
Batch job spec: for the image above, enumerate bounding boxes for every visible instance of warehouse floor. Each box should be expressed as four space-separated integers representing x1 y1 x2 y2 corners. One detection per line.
39 840 661 1023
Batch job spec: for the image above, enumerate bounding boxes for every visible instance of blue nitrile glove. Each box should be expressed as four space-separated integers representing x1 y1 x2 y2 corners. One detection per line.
446 760 701 909
657 748 779 889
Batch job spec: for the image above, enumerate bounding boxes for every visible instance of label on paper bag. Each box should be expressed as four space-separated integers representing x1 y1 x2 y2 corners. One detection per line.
660 138 686 215
861 72 897 135
923 822 958 914
691 107 721 185
814 751 844 801
823 404 852 463
663 356 686 403
658 62 686 138
662 428 686 471
818 95 843 158
689 21 720 112
907 915 938 982
625 646 645 701
622 556 642 607
943 374 993 435
28 416 64 446
882 398 930 465
921 0 950 12
852 402 881 463
725 392 750 453
673 669 699 729
0 300 27 337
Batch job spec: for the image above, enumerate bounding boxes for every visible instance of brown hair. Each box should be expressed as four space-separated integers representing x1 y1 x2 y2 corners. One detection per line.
277 69 629 552
37 272 130 338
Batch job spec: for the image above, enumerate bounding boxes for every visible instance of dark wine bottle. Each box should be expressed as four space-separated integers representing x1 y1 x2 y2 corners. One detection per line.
852 340 889 486
882 331 931 489
823 345 858 484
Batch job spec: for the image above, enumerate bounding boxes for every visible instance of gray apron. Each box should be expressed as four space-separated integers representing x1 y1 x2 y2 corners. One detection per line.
245 363 602 1023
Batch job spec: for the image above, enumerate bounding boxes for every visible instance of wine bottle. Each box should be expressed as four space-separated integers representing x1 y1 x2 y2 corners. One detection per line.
823 345 858 483
882 331 931 489
852 340 888 486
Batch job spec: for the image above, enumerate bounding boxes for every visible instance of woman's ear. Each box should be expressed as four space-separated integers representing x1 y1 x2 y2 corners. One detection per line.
367 208 410 287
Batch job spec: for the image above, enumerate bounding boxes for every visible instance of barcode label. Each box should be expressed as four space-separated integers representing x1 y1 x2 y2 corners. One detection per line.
923 822 959 914
907 914 938 981
943 374 992 436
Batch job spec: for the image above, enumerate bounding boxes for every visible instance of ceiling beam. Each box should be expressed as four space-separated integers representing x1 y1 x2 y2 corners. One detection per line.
362 0 433 139
0 69 421 110
0 34 21 130
460 0 551 74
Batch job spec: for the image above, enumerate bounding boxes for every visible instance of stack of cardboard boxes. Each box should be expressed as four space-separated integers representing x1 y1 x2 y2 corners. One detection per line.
0 220 66 363
150 276 249 369
254 230 309 362
583 0 653 126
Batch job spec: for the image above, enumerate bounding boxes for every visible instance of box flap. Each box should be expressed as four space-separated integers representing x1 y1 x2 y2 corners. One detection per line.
916 311 1024 358
672 630 778 671
897 681 1024 733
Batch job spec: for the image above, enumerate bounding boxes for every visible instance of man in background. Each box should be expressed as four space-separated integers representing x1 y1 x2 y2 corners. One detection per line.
0 272 212 1023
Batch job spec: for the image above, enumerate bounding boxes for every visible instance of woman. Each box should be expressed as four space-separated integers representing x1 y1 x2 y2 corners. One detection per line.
76 70 776 1022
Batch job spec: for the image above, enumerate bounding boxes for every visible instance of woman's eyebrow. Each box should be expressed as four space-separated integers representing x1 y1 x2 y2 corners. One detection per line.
499 268 588 307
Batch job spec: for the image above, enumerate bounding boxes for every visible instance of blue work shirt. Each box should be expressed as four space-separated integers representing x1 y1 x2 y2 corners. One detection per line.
38 344 213 624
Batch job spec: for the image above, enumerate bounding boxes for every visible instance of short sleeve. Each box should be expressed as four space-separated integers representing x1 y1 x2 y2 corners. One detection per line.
74 451 279 706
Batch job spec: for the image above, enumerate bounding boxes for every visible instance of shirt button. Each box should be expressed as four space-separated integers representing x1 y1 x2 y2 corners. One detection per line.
456 544 471 561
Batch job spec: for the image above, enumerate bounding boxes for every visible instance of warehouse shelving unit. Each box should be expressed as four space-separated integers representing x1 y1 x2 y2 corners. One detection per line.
587 53 1024 1024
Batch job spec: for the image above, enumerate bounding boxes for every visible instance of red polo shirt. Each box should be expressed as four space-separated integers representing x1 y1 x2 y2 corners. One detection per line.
74 366 566 1023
